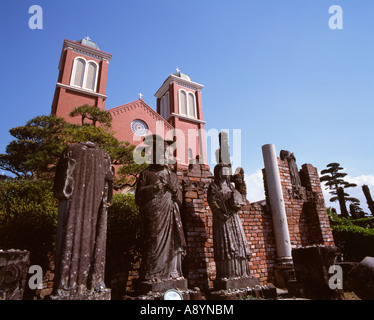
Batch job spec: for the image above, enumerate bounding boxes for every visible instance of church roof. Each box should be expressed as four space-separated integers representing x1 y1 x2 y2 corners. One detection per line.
172 70 191 81
75 36 100 50
107 99 174 131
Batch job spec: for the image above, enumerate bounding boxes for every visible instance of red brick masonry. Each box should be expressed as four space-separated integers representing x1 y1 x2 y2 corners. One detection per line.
33 157 334 299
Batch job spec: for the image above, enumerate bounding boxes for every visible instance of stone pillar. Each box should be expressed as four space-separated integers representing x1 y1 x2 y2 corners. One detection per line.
262 144 294 288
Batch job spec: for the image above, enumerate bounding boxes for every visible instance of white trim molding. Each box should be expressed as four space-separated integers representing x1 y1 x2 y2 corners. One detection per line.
58 39 112 70
168 113 206 124
56 82 108 99
64 39 112 61
154 74 204 99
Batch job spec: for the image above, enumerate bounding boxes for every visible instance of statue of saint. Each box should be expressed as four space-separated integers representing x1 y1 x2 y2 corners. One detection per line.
52 142 113 299
207 163 251 280
135 135 186 282
280 150 302 188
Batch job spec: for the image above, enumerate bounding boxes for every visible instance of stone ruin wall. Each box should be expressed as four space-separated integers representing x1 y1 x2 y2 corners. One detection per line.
30 156 335 299
179 156 335 291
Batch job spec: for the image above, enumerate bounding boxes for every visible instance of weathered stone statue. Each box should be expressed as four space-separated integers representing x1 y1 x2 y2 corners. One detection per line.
280 150 302 188
232 167 247 202
135 135 186 291
208 163 251 284
52 142 113 300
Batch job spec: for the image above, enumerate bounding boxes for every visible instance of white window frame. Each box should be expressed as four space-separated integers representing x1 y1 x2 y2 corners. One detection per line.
70 57 99 92
178 89 197 119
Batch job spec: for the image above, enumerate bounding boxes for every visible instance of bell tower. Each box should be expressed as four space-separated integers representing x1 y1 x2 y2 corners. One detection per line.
155 70 207 166
51 37 112 124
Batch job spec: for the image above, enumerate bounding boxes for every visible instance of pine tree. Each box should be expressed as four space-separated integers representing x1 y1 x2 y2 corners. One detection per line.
320 162 360 217
0 110 145 189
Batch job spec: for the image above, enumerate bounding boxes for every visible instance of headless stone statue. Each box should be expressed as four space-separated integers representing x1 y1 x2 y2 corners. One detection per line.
52 142 113 300
280 150 302 188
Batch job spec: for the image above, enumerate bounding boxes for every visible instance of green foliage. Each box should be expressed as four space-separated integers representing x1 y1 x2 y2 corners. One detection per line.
0 109 146 270
0 180 58 266
0 115 68 179
328 208 374 261
0 112 145 189
320 163 358 200
320 163 361 217
69 104 112 127
0 180 143 269
107 193 142 260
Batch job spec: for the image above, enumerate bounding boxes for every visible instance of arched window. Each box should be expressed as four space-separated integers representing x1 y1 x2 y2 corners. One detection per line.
71 57 99 92
72 58 85 87
85 62 97 91
178 89 196 118
179 90 187 116
188 92 196 118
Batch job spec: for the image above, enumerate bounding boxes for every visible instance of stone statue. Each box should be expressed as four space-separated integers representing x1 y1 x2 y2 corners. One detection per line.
280 150 302 188
232 167 247 202
52 142 113 300
207 162 251 282
135 135 186 283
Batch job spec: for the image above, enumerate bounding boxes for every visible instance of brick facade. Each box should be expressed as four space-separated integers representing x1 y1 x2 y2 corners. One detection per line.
30 153 334 299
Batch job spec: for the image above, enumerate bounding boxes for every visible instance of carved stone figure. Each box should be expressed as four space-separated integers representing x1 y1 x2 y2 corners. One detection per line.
232 167 247 202
52 142 113 299
207 163 251 282
280 150 302 188
135 135 186 283
0 250 30 300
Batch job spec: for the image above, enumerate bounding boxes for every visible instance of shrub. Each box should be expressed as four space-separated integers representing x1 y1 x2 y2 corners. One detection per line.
0 180 142 272
107 193 142 259
0 179 58 267
328 209 374 261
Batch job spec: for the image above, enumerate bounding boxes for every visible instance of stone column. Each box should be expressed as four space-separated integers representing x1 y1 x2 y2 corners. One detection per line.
262 144 294 288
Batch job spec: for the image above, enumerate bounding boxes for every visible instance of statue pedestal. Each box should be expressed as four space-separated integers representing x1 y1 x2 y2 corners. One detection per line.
50 289 111 300
135 278 188 294
213 276 259 290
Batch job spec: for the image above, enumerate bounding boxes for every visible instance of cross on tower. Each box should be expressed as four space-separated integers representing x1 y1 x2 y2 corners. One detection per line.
138 93 143 99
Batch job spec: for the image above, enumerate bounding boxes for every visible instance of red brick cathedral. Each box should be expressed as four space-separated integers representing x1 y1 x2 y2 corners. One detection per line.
51 37 208 167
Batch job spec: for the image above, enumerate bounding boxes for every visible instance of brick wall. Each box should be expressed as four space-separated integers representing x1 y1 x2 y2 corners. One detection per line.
179 156 334 289
30 156 334 299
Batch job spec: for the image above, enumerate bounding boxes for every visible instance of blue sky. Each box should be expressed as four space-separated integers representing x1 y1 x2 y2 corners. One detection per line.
1 1 373 209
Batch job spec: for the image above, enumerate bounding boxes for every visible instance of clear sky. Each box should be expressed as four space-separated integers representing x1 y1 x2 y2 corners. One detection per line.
1 1 373 211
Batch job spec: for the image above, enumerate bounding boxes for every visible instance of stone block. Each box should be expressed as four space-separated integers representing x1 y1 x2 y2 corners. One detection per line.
292 245 343 300
347 257 374 300
0 249 30 300
50 289 111 300
214 276 259 290
135 278 188 295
